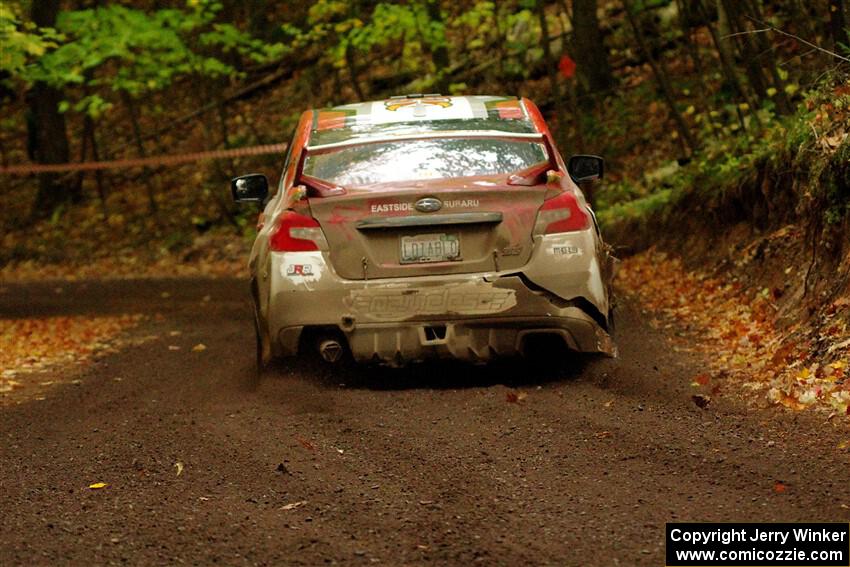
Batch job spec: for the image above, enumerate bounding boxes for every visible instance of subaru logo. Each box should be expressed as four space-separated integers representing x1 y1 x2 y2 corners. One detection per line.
415 197 442 213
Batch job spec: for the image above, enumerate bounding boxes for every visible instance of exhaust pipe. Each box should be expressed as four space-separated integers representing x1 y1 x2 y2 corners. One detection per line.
318 338 344 363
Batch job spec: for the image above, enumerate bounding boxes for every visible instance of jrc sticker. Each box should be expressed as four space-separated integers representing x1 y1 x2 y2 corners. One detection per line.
552 245 580 256
286 264 313 276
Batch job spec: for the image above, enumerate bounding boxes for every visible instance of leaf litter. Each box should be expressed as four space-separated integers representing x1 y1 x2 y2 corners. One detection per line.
0 314 143 404
506 390 527 404
618 250 850 417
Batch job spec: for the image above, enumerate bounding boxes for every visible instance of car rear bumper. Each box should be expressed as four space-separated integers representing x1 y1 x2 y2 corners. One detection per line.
281 313 614 365
262 231 615 364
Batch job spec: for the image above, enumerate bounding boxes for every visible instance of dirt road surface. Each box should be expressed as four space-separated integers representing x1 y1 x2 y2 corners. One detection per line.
1 279 848 565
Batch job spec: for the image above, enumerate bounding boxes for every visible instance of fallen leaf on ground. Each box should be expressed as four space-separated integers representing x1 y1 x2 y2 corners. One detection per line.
617 251 849 416
88 482 108 489
174 462 184 476
296 437 315 451
828 338 850 354
192 343 207 352
595 431 612 439
693 373 711 386
0 315 142 404
0 380 22 393
773 391 808 411
773 481 788 493
281 500 307 511
506 391 527 404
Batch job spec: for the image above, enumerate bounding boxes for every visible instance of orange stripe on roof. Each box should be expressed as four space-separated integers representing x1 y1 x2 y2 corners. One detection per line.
315 110 349 131
493 100 524 120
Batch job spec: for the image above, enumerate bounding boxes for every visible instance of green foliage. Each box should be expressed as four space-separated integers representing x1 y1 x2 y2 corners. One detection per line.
5 1 286 116
0 5 61 79
450 1 496 51
280 0 569 88
502 8 541 77
597 72 850 232
346 3 445 71
597 188 674 228
286 0 447 77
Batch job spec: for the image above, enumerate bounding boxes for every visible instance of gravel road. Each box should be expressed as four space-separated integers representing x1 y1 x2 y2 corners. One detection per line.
1 279 847 565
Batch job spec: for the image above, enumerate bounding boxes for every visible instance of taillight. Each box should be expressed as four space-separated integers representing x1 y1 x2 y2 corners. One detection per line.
269 211 328 252
533 192 590 234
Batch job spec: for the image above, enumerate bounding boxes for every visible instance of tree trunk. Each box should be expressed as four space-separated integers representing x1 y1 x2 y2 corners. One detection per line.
536 0 580 151
344 45 366 101
216 100 240 228
714 0 737 76
554 2 587 151
0 130 8 168
572 0 614 92
200 108 239 229
246 0 270 40
28 0 77 217
425 0 451 94
623 0 697 156
790 0 819 54
719 0 767 101
738 0 792 114
89 120 109 218
719 0 791 113
675 0 703 76
76 112 90 197
343 0 367 101
492 0 512 91
830 0 848 51
121 91 159 215
696 0 762 127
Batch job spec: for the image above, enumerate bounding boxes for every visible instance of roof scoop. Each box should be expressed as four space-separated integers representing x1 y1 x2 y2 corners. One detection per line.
389 93 442 99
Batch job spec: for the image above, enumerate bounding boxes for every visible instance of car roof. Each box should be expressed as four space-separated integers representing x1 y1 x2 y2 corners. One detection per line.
307 95 541 149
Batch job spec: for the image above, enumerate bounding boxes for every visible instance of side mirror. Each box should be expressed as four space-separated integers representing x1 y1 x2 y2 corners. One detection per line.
231 174 269 203
567 155 604 183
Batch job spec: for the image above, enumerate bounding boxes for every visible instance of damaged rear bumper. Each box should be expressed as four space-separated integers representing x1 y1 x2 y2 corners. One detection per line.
262 232 615 364
338 312 614 364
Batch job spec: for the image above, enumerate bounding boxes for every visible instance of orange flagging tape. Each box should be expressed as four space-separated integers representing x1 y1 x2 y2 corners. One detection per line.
0 143 289 175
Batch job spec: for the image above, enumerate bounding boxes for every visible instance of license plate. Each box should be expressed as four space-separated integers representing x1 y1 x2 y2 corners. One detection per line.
400 233 460 264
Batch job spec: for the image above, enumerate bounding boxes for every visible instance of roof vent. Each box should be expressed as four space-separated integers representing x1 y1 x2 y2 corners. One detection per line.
389 93 442 99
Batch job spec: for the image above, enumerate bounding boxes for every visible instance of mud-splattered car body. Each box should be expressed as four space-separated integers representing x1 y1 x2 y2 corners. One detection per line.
232 95 616 367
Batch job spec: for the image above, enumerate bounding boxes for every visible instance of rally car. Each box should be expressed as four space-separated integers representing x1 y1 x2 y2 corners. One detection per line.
232 94 616 369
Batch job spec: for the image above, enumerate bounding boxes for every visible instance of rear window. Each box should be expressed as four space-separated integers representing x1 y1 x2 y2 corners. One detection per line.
302 138 547 187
